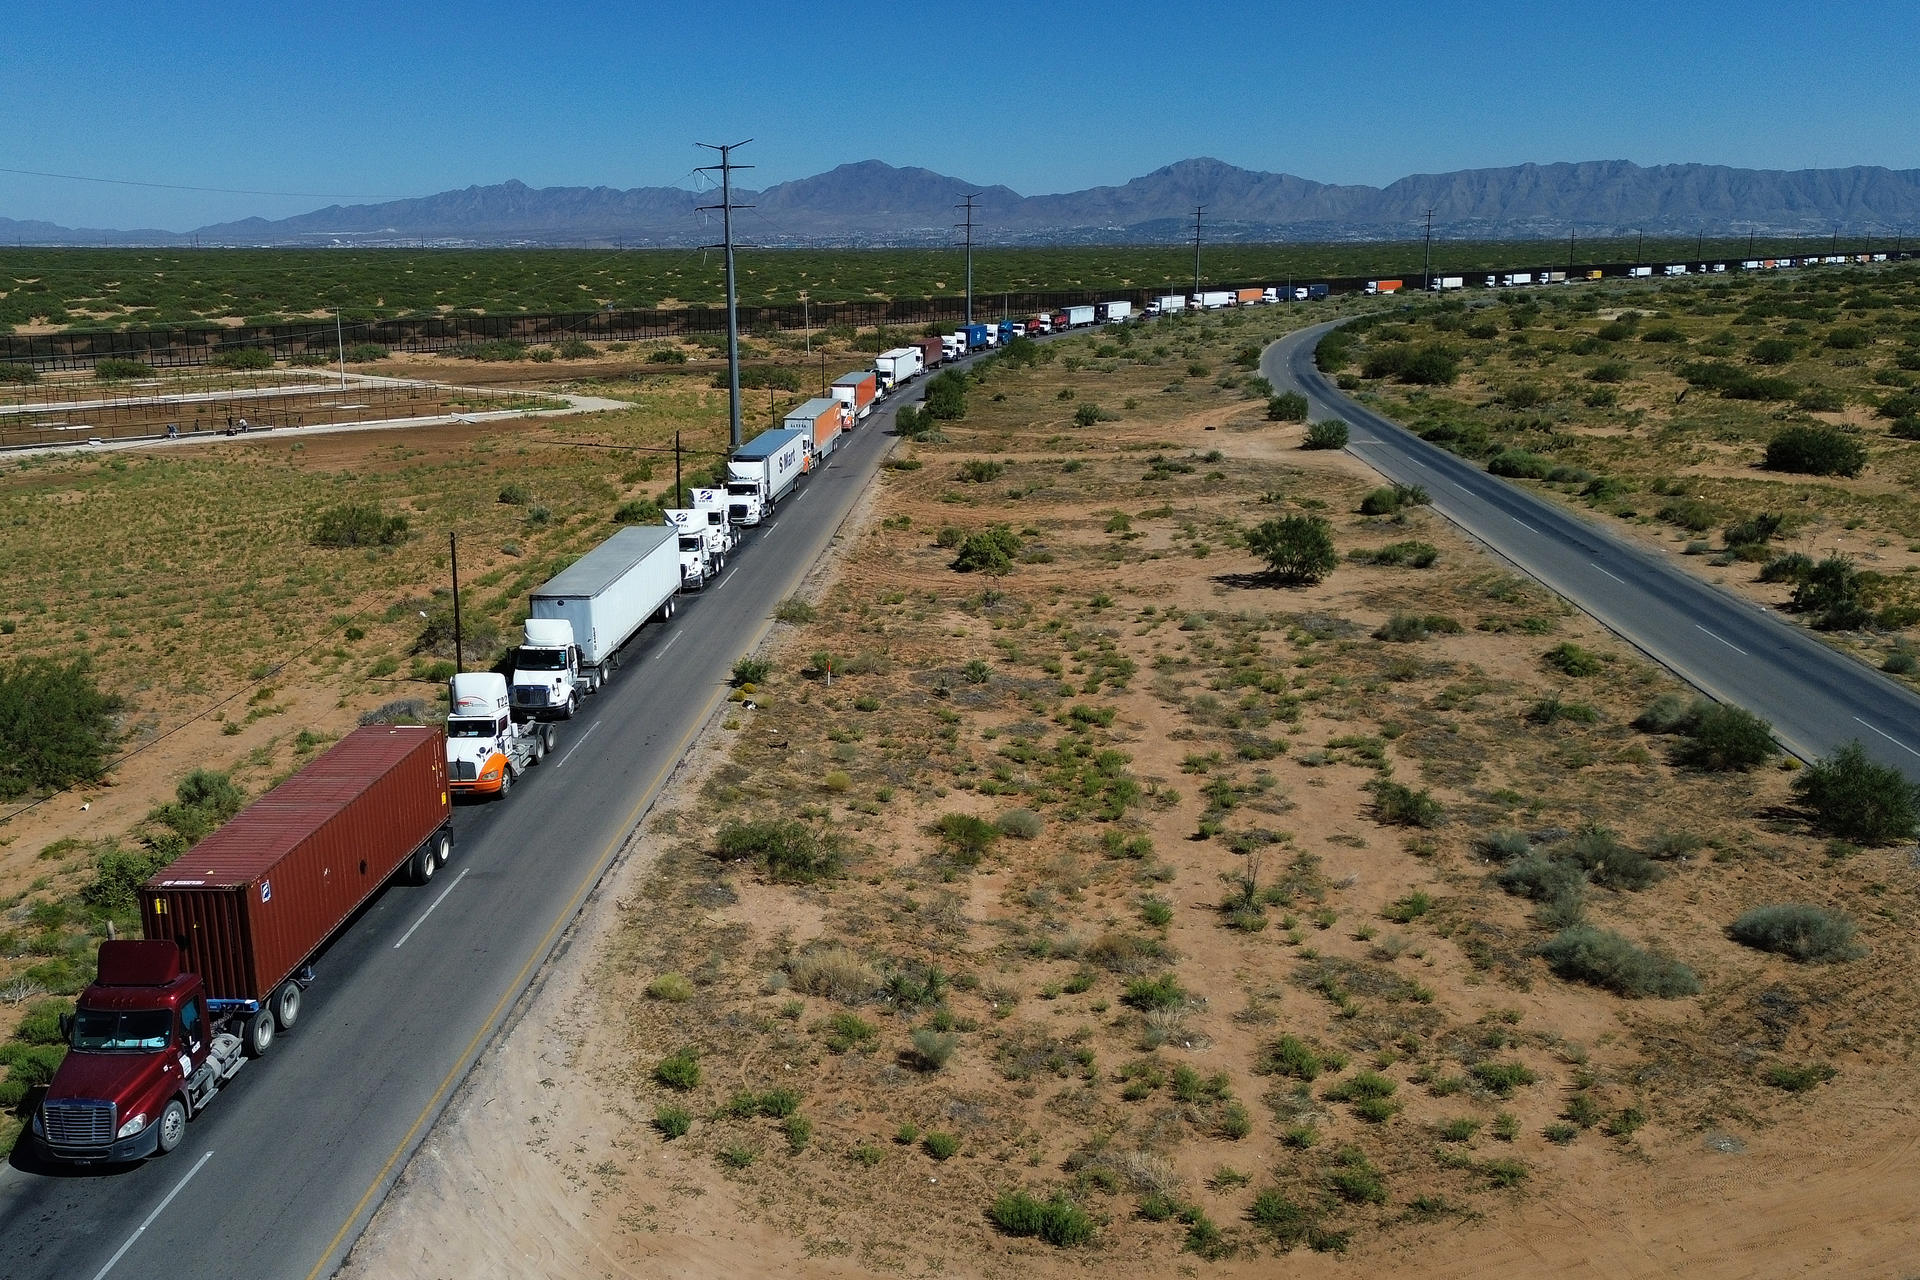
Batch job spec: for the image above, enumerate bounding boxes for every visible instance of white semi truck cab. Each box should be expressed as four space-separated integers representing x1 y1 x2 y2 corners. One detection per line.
665 509 728 590
447 672 554 799
510 617 591 719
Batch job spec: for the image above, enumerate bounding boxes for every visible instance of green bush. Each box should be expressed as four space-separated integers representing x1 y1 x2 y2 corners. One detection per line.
310 503 409 548
1673 702 1777 771
653 1046 701 1091
94 358 155 380
1540 926 1699 997
346 343 389 362
1730 903 1863 963
713 819 841 881
209 346 273 370
1268 391 1310 422
1372 780 1441 827
1543 643 1604 677
1750 338 1797 365
652 1104 691 1138
1351 540 1438 568
555 338 596 360
933 812 999 865
1122 972 1186 1011
910 1028 958 1071
1363 343 1460 385
612 498 661 524
1073 403 1103 427
922 369 969 421
1302 418 1350 450
1246 515 1336 585
1257 1034 1324 1081
1765 425 1867 478
0 362 40 384
957 459 1004 484
0 657 124 800
951 525 1022 575
989 1189 1096 1247
1763 1062 1836 1093
1559 826 1661 891
1488 449 1553 479
730 656 771 686
648 346 689 364
1791 741 1920 844
1789 556 1874 630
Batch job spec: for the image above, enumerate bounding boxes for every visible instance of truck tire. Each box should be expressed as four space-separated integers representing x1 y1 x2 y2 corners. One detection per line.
156 1098 188 1154
528 735 543 766
413 841 438 883
541 726 557 756
272 980 302 1031
498 767 515 799
435 831 453 867
244 1008 275 1057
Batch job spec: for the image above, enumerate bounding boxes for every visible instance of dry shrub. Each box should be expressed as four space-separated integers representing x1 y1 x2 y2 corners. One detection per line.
787 945 879 1002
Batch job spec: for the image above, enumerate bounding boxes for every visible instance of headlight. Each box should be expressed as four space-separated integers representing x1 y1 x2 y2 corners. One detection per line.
31 1108 44 1135
481 765 502 779
117 1113 148 1139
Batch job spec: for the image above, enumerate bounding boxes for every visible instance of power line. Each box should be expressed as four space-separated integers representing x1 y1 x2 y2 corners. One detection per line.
955 193 982 326
695 139 751 450
0 165 406 201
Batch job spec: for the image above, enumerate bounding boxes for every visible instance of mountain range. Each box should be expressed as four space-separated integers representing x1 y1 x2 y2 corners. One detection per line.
7 158 1920 248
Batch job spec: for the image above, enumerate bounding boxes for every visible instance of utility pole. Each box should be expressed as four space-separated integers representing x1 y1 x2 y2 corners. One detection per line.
1191 205 1206 297
335 308 347 390
1636 229 1644 264
1422 208 1434 291
956 193 982 325
674 431 682 507
1567 227 1575 278
448 532 464 673
697 139 753 449
801 290 809 354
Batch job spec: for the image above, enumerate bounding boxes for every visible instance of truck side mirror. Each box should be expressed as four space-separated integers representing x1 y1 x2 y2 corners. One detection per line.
59 1013 73 1042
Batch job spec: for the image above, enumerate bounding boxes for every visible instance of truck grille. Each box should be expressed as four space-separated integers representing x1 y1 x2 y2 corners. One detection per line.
448 760 478 782
44 1099 115 1146
510 686 549 709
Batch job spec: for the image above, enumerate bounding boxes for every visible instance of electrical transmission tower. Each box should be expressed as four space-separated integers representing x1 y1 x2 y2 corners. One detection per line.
1422 208 1435 291
697 139 753 449
956 193 982 325
1191 205 1206 297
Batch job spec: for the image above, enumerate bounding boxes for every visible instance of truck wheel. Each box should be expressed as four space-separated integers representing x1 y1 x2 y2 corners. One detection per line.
155 1099 188 1154
272 980 302 1030
244 1008 275 1057
528 736 543 766
435 831 453 867
541 726 557 755
413 841 438 883
498 767 515 798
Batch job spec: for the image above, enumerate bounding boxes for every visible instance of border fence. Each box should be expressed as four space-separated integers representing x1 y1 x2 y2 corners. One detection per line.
1 253 1907 373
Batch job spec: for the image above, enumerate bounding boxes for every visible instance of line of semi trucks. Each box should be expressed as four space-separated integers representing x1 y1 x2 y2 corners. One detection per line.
30 340 961 1165
24 242 1902 1165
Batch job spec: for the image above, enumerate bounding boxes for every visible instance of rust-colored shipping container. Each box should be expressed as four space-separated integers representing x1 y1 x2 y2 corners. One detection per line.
1235 287 1265 305
916 336 943 369
141 725 450 1009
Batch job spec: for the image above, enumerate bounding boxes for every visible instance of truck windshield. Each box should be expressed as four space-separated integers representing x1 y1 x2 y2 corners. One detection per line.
514 646 568 671
72 1008 171 1052
726 483 754 495
447 718 494 739
679 536 701 552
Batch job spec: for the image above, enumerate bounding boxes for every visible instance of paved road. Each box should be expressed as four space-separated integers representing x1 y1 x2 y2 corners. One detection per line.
0 368 925 1280
1263 322 1920 778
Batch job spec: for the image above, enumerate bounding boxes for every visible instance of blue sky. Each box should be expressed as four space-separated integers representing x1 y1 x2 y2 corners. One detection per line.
4 0 1915 231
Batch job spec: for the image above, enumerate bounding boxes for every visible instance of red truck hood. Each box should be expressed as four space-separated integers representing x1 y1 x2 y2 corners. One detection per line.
47 1049 163 1109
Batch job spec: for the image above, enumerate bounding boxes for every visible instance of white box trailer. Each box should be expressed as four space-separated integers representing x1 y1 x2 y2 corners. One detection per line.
1096 300 1133 322
1147 294 1187 315
726 428 806 526
1061 305 1096 327
528 525 679 677
874 347 922 392
1627 266 1653 277
1192 291 1234 309
1429 276 1465 290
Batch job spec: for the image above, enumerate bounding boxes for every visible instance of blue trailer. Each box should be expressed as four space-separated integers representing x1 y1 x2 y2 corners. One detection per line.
1306 284 1330 301
962 323 991 350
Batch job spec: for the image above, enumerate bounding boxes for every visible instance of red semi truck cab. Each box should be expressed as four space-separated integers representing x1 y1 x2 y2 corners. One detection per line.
34 941 234 1162
33 725 451 1164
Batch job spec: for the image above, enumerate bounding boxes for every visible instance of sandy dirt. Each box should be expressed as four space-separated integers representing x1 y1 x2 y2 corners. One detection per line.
343 332 1920 1280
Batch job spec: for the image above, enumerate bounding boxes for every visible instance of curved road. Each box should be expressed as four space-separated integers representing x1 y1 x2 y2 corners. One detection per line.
0 368 930 1280
1263 322 1920 778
